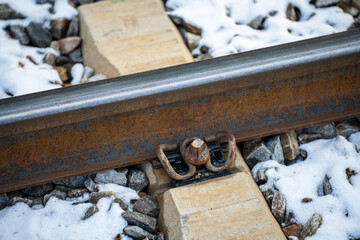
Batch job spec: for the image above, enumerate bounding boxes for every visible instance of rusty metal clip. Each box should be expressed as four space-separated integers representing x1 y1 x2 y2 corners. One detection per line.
156 143 196 181
156 131 236 181
204 131 236 172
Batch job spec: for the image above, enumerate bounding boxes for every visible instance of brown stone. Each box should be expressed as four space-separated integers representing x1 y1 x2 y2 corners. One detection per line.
0 4 24 20
286 3 301 21
26 55 37 65
299 213 322 240
282 224 302 238
79 0 192 77
58 36 81 55
51 18 69 40
280 130 299 161
186 32 200 51
138 192 148 198
301 197 313 203
54 66 68 82
271 192 286 223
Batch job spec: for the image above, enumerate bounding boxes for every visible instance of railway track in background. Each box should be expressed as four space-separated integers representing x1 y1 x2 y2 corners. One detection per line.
0 29 359 194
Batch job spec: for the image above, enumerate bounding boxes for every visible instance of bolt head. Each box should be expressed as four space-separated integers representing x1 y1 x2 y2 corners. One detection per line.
184 138 210 165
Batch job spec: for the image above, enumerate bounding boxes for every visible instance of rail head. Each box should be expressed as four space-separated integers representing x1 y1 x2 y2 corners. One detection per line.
0 29 359 137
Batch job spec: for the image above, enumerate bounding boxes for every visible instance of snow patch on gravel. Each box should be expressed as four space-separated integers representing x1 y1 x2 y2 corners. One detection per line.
0 184 136 240
0 0 77 99
167 0 354 57
252 136 360 240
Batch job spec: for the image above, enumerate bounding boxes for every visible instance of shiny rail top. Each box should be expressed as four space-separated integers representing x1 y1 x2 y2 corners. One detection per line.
0 30 359 193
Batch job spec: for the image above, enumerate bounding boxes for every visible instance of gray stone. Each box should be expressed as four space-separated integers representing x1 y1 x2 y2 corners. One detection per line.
286 3 301 21
262 189 275 206
124 225 156 240
36 0 55 5
0 4 24 20
269 10 278 16
66 16 79 37
67 188 87 198
82 205 99 220
169 14 201 35
94 169 127 186
61 175 88 188
271 192 286 223
248 15 266 30
50 41 60 52
10 197 33 207
299 213 322 240
9 25 30 45
122 211 158 234
26 22 52 48
113 197 129 211
133 196 160 218
88 191 116 204
127 169 149 193
280 130 299 161
284 211 297 227
82 73 107 83
265 135 285 163
69 48 83 63
0 194 10 210
243 138 272 169
298 133 322 144
323 175 333 195
156 232 165 240
315 0 339 7
31 197 43 206
303 123 336 139
300 149 307 159
51 18 69 40
43 190 66 205
256 168 268 185
186 32 200 51
195 53 212 61
43 53 56 66
55 56 72 66
200 45 209 54
59 36 81 55
81 66 94 82
21 183 54 197
84 178 97 192
182 21 202 36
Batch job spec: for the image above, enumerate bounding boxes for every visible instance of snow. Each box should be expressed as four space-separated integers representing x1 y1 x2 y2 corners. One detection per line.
252 135 360 240
166 0 354 57
0 0 77 99
349 132 360 150
0 184 137 240
71 63 84 85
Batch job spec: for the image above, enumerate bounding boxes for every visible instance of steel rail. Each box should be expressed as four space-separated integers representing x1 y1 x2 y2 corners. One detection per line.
0 30 359 193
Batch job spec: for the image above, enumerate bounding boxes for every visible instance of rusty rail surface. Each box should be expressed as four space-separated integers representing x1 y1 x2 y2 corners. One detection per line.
0 30 359 193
